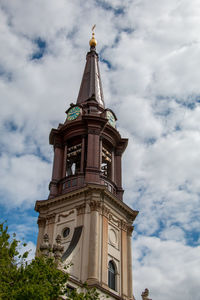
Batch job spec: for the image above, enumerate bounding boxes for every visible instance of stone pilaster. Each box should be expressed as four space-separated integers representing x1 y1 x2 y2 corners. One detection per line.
50 144 64 197
36 217 46 255
76 203 86 226
127 225 134 299
121 220 128 298
101 205 110 287
46 213 56 245
87 201 101 284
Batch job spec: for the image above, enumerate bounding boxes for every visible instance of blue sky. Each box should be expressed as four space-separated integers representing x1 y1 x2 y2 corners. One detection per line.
0 0 200 299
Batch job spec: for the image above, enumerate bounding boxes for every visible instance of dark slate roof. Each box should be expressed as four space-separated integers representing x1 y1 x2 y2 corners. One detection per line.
76 47 105 108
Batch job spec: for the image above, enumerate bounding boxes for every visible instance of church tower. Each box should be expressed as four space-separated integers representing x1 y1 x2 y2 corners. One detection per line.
35 31 138 300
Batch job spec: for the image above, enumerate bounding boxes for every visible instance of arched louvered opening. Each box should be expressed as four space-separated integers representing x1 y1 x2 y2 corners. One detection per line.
101 143 112 180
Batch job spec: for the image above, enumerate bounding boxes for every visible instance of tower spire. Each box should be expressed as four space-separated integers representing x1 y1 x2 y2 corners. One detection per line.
35 34 138 300
76 26 105 108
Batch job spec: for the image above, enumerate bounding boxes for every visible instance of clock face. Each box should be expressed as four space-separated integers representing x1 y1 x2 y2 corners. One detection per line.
67 106 81 121
106 111 116 128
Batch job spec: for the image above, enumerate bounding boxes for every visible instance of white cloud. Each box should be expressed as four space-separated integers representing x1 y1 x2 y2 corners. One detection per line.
0 154 51 207
133 236 200 300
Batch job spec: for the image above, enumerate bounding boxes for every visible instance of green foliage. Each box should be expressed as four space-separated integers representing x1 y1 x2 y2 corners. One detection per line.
66 283 100 300
0 222 100 300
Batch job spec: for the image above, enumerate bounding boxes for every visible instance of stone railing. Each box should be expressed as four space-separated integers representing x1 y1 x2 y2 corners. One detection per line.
61 174 85 194
100 175 117 195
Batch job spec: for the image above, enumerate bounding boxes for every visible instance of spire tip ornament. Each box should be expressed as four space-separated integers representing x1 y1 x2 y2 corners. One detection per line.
89 24 97 48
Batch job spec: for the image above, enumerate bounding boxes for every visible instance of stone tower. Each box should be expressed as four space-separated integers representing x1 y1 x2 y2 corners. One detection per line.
35 32 138 300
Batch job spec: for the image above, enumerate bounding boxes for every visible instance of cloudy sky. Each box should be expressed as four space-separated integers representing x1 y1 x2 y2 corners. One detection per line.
0 0 200 299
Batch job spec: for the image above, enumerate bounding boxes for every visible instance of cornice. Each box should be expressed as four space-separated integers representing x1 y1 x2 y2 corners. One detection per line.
35 183 138 222
101 187 138 221
35 187 88 212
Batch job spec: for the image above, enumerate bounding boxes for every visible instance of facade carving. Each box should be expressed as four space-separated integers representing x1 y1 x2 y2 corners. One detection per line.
120 220 128 232
109 213 120 227
53 234 64 261
101 204 110 218
46 213 56 224
76 203 86 215
127 225 134 236
89 200 101 212
37 217 46 227
39 233 51 257
108 228 118 247
141 288 152 300
58 210 74 222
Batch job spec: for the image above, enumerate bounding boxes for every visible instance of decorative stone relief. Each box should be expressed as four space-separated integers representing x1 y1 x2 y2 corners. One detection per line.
109 213 120 227
89 200 101 212
120 220 128 231
109 228 118 247
101 204 110 218
53 234 64 262
37 217 46 227
46 213 56 224
141 288 152 300
58 210 74 222
76 203 86 215
40 233 51 257
127 225 134 236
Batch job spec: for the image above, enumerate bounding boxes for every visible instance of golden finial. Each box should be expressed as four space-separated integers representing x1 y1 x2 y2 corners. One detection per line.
89 24 97 48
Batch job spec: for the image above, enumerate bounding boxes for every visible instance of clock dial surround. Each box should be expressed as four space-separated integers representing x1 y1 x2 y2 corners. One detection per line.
67 106 81 121
106 110 116 128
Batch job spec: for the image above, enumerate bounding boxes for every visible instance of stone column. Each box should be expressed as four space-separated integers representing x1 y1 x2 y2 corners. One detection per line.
76 203 86 226
36 217 46 256
76 203 87 282
46 213 56 246
115 149 123 200
99 137 102 170
62 144 67 177
115 149 122 187
87 200 101 284
85 128 100 183
111 149 115 182
127 225 134 299
80 136 85 173
101 205 110 287
121 220 128 298
49 144 64 197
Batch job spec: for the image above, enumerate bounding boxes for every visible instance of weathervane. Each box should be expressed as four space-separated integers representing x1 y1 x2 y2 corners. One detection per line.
89 24 97 48
92 24 96 34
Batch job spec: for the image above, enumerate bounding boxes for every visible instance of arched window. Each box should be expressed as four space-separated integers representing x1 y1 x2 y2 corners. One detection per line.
108 260 116 290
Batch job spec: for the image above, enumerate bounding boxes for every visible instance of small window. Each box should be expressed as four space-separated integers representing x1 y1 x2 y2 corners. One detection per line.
63 227 70 238
108 260 116 290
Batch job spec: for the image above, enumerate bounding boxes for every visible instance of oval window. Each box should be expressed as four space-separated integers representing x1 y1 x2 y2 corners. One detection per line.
63 227 70 238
